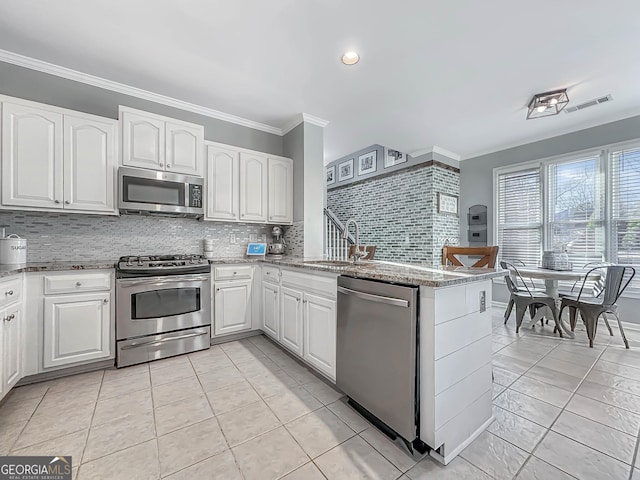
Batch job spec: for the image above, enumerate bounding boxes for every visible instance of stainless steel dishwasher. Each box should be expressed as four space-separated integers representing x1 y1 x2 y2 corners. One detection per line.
336 275 422 450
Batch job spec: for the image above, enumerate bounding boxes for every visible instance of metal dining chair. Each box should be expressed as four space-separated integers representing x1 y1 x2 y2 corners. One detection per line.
560 265 636 348
501 261 562 335
561 262 615 336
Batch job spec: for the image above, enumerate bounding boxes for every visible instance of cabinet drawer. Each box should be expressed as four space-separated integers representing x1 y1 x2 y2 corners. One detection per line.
281 269 337 298
262 265 280 283
214 265 253 281
44 272 111 295
0 276 22 307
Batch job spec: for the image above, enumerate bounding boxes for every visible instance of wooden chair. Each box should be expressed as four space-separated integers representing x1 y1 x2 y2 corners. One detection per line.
442 246 499 268
348 245 376 260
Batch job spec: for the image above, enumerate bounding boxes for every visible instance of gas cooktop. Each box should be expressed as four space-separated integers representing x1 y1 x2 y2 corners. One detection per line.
116 254 210 277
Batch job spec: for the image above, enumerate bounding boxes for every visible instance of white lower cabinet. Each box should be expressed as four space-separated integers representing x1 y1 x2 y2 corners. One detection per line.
262 282 280 340
303 293 336 378
43 292 111 368
261 266 337 380
1 303 22 397
214 279 252 336
280 286 303 356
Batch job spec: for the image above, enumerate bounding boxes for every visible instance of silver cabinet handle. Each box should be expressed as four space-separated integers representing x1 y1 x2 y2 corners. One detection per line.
10 314 14 319
296 297 300 303
166 164 171 168
54 200 60 204
6 290 13 296
76 282 82 287
103 298 109 303
64 200 70 205
216 288 220 292
159 163 164 167
3 316 8 322
121 330 209 350
337 286 410 308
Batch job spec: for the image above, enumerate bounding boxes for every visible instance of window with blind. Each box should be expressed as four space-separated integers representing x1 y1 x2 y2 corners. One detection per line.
496 168 542 266
611 146 640 291
546 155 605 266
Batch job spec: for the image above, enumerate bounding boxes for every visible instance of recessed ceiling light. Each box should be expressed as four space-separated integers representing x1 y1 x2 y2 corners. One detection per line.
342 51 360 65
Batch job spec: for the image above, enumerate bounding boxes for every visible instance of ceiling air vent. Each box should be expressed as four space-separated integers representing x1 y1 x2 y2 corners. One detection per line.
565 94 613 114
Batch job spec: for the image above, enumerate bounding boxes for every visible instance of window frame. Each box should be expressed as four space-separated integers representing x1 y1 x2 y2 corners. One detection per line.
493 140 640 298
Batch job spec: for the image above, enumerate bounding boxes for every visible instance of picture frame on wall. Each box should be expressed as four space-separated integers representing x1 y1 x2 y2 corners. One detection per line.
338 159 354 181
437 192 459 216
384 149 407 168
326 165 336 185
358 150 377 176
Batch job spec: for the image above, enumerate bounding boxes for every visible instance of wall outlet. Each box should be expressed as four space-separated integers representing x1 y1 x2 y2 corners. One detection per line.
479 290 486 313
229 234 236 244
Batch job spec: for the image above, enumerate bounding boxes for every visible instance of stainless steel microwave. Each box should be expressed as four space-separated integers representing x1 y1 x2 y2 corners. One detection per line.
118 167 204 218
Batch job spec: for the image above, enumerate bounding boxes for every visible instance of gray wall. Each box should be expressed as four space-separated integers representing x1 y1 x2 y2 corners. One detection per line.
0 62 283 155
460 115 640 323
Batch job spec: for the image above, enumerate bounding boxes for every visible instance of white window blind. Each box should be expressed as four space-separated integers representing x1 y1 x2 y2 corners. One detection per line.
611 146 640 291
497 168 542 266
547 156 605 267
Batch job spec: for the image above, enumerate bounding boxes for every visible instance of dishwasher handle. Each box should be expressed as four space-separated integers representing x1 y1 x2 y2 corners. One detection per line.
337 286 410 308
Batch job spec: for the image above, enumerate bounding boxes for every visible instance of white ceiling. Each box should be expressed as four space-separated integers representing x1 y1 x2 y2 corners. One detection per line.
1 0 640 162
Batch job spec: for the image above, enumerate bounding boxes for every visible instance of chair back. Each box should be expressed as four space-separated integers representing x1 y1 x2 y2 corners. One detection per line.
602 266 636 307
443 246 499 268
500 261 534 297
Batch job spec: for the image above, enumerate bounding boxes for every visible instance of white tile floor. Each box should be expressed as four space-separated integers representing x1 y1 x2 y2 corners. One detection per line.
1 307 640 479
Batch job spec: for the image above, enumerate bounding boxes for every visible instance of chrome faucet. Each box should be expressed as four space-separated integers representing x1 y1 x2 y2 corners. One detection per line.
343 219 367 263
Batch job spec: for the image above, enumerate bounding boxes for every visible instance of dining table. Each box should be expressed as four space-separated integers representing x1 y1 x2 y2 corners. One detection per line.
512 266 602 338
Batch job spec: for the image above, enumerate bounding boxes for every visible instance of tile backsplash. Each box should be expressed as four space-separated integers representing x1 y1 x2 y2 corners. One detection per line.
0 211 285 262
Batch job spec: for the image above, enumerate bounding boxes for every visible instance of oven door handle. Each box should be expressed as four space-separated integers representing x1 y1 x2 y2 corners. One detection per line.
118 274 210 287
121 330 209 350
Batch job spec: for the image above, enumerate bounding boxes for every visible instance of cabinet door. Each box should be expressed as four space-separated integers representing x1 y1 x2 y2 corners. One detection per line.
280 286 303 356
63 114 117 213
166 121 203 175
43 293 111 368
214 280 252 336
206 145 239 221
262 282 280 340
239 152 268 223
1 102 64 208
268 157 293 224
303 293 336 379
121 111 165 170
2 304 21 392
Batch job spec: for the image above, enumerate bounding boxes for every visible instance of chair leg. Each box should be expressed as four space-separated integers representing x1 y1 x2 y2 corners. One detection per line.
569 307 578 332
602 313 614 337
543 300 562 338
515 302 528 334
613 312 629 349
504 299 514 324
581 310 599 348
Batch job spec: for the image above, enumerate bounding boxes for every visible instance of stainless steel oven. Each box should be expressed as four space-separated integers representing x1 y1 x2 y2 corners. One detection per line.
116 255 211 367
118 166 204 217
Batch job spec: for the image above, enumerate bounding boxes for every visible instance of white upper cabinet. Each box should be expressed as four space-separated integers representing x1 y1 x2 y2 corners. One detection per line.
63 114 117 213
206 144 239 221
1 99 117 214
121 107 204 176
2 102 64 209
239 152 268 223
166 121 203 175
121 110 165 170
268 157 293 224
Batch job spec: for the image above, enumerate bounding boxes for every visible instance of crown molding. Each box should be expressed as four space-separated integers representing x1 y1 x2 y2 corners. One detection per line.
408 145 461 161
0 49 284 135
281 112 330 135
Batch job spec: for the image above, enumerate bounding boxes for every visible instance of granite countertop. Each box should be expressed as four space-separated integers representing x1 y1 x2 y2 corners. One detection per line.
0 257 504 287
0 260 116 278
211 256 504 287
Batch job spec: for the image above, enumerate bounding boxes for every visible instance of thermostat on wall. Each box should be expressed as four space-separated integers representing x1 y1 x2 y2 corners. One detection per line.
247 243 267 256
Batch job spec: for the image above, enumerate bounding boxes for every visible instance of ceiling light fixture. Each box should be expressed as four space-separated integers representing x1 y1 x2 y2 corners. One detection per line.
342 51 360 65
526 88 569 119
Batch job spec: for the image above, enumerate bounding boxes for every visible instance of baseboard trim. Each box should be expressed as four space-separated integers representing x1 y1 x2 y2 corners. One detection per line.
17 359 115 386
429 415 495 465
210 330 262 345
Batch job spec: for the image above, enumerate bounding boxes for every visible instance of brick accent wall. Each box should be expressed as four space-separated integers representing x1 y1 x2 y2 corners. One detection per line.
326 164 460 265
